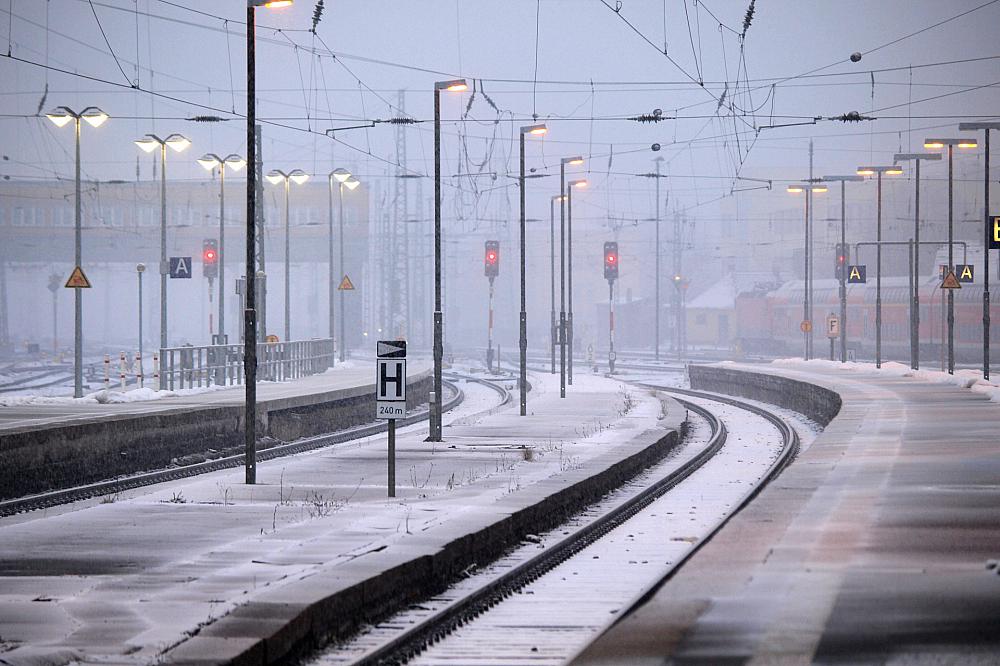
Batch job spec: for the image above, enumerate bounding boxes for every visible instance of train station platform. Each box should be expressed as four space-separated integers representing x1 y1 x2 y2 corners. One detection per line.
0 372 684 665
572 361 1000 664
0 363 433 501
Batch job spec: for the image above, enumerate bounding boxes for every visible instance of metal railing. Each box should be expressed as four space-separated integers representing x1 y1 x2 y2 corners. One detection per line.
158 338 336 390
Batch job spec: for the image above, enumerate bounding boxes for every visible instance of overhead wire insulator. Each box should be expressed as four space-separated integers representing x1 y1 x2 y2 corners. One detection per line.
830 111 875 122
380 117 419 125
629 109 669 124
187 115 226 123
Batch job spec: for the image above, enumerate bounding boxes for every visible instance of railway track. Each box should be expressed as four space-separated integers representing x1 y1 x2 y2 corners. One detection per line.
305 387 799 665
0 379 478 518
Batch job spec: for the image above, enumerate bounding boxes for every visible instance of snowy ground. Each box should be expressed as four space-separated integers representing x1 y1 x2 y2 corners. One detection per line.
771 357 1000 403
0 370 666 664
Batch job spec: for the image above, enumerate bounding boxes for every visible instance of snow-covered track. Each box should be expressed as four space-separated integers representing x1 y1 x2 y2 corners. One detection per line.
0 379 475 518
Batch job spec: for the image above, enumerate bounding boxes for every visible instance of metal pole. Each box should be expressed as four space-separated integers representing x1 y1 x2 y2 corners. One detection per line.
339 181 346 363
559 163 566 398
219 164 226 342
947 145 955 374
387 419 396 498
876 171 883 369
909 237 915 369
283 178 290 342
655 158 661 361
138 269 143 375
488 277 495 373
328 177 335 345
550 196 556 374
802 190 809 359
568 183 574 385
914 159 921 369
608 280 615 373
73 116 83 397
840 181 847 363
808 140 814 360
160 141 168 355
984 129 991 380
431 87 443 439
519 131 527 416
244 5 258 485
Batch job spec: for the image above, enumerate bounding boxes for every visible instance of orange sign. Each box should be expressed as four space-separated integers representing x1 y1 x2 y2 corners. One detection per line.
941 271 962 290
800 320 813 333
64 266 92 289
338 274 355 291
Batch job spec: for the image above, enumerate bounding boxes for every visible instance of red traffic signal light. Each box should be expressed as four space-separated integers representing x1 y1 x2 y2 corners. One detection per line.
604 241 619 280
484 240 500 278
202 238 219 279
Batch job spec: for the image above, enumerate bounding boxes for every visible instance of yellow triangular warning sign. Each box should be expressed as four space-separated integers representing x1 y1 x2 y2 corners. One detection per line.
337 274 355 291
941 270 961 289
64 266 92 289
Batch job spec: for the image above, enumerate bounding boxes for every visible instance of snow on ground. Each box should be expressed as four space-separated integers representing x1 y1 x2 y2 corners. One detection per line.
0 370 667 664
772 357 1000 403
0 383 226 407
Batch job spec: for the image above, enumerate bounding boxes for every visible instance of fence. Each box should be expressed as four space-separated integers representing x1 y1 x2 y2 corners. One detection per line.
158 338 336 390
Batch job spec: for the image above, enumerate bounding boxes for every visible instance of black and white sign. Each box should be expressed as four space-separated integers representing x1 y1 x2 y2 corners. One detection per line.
169 256 192 279
376 340 406 420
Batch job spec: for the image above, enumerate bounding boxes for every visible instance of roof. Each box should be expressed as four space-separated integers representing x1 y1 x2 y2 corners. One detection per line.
687 278 738 310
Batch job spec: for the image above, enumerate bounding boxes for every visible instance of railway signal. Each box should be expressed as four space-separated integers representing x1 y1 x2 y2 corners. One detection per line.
604 242 619 280
835 243 848 280
202 239 219 279
604 241 619 373
485 240 499 371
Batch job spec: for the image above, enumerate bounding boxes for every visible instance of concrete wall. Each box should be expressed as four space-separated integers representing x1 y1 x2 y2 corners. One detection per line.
688 364 842 426
0 371 430 500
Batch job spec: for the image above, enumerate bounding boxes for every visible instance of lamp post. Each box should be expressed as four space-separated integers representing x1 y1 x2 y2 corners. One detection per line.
328 168 351 358
787 180 827 360
134 132 190 366
430 78 468 440
549 194 563 374
245 0 293 485
567 178 587 386
923 139 977 374
641 158 668 360
340 175 359 361
266 169 309 342
198 153 246 344
519 123 548 415
558 155 583 398
822 175 864 363
45 105 108 398
891 153 941 369
136 263 145 384
857 165 904 368
958 121 999 380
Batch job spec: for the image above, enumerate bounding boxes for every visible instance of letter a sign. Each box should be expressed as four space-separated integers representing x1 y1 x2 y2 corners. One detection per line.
847 265 866 284
956 264 975 283
376 340 406 420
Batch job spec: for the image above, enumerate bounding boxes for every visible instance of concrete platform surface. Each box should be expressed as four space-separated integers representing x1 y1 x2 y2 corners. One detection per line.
572 361 1000 665
0 361 429 434
0 371 680 664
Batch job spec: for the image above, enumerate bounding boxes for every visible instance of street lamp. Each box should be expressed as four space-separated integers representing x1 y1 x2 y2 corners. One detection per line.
549 194 564 374
327 168 350 356
330 171 359 362
46 105 108 398
892 152 941 369
134 132 190 371
520 123 548 415
198 153 246 344
958 121 999 380
787 180 827 360
558 155 583 398
857 165 904 368
429 78 468 441
822 175 864 364
567 178 587 386
923 138 976 374
136 263 145 386
245 0 294 485
266 169 309 342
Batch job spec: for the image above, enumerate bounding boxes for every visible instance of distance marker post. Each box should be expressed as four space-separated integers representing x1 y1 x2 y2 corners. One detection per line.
376 340 407 498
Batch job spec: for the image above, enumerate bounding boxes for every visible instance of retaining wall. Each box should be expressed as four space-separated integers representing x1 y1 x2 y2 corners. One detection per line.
0 371 430 500
688 364 842 425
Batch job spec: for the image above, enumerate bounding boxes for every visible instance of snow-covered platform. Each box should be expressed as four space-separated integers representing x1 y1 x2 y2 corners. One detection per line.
0 371 683 665
572 361 1000 664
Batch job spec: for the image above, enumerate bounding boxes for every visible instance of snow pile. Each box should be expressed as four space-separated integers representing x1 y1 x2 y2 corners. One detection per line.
0 384 226 407
771 358 1000 403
